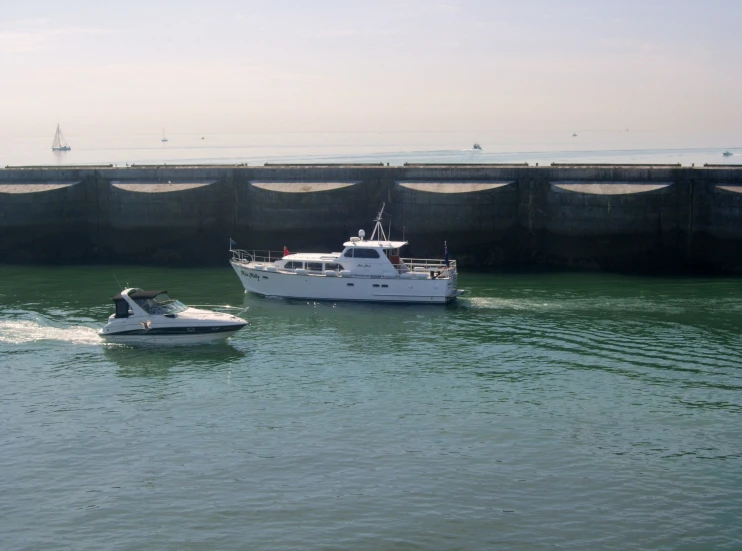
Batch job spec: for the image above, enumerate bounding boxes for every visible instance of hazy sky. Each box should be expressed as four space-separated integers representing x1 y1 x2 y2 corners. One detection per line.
2 0 741 137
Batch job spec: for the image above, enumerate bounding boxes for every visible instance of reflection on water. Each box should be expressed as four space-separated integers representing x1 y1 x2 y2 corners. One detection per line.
104 343 247 378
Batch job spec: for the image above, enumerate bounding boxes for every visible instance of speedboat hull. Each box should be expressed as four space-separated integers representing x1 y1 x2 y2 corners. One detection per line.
101 326 244 345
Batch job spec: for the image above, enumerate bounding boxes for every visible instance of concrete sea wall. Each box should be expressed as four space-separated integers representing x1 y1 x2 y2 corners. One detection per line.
1 164 741 272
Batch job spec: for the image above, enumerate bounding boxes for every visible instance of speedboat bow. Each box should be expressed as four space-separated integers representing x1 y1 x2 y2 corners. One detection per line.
101 288 247 345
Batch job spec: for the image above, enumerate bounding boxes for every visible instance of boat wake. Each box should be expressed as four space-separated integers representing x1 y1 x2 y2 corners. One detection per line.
0 319 102 345
461 296 693 315
463 296 552 311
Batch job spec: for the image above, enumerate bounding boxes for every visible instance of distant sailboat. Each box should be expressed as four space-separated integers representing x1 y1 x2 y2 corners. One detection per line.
722 151 733 157
161 129 168 143
51 124 71 151
473 143 482 150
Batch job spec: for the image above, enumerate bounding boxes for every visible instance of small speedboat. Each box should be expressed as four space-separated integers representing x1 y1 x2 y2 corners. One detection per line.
473 143 483 150
100 288 247 345
722 151 733 157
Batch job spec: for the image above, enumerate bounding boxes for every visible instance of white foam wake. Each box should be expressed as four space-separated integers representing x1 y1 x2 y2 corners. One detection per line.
0 319 103 345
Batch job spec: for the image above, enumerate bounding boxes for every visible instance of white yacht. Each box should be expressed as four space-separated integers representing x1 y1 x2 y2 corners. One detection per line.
229 205 464 304
100 288 247 345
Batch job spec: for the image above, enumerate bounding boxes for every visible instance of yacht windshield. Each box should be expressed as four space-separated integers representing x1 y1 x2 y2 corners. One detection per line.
134 293 189 315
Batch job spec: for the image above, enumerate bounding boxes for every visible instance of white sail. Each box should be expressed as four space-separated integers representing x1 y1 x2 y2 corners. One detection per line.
51 124 71 151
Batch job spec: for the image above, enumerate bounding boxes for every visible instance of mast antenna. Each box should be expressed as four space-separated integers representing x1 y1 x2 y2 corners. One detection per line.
370 202 387 241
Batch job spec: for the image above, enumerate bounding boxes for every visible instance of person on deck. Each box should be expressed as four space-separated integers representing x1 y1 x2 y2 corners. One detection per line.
283 246 290 257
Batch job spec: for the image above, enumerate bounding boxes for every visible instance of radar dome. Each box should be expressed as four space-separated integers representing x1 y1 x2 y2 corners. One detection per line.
359 229 366 239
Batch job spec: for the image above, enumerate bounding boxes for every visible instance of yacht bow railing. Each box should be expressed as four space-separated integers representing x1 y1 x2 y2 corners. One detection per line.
400 257 457 271
230 249 285 265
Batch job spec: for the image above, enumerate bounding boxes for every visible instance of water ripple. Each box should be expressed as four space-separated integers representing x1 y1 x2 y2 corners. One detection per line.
1 267 741 551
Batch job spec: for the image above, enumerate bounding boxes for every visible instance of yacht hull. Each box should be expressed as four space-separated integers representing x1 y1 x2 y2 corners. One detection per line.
231 262 457 304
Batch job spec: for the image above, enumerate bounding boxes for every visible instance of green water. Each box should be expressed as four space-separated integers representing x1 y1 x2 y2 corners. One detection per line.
1 266 740 550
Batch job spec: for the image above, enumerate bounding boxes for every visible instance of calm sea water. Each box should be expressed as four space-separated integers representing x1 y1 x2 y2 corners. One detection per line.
1 129 740 167
1 265 740 550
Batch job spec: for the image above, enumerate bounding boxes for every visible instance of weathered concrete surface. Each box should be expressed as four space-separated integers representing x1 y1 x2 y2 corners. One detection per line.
1 164 742 272
236 166 372 254
690 175 742 272
0 179 91 262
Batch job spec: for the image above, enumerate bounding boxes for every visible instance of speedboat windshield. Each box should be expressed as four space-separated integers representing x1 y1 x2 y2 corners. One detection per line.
133 292 189 315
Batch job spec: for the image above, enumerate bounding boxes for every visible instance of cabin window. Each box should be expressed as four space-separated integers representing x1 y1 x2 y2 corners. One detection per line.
284 261 303 270
324 263 343 271
343 249 354 258
306 262 323 272
133 293 188 315
353 248 380 259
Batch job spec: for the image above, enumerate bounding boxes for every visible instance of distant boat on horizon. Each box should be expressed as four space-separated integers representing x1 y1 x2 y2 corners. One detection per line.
722 151 733 157
573 133 578 137
161 129 168 143
51 124 71 151
473 143 482 150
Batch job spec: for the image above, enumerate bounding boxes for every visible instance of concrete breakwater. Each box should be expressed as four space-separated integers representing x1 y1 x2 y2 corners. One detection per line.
1 163 741 272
